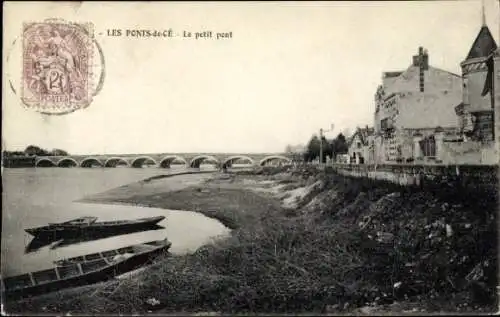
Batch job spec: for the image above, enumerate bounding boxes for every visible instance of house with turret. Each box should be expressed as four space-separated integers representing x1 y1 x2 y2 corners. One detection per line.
371 4 500 166
445 18 499 164
456 22 497 139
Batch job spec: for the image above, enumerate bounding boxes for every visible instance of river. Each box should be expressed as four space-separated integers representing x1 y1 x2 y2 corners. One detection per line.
1 166 230 278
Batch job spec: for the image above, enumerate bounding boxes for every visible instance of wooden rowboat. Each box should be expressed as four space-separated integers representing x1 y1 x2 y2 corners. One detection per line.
25 224 164 253
25 216 166 238
2 238 172 300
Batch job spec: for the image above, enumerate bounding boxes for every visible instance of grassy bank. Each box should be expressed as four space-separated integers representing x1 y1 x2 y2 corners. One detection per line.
6 168 498 315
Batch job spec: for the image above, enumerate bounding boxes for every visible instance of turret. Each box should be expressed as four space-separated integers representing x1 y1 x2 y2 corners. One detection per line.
461 25 497 113
459 17 498 142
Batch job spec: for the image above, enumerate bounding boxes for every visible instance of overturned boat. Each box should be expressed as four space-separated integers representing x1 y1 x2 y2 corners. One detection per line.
25 215 166 238
2 238 172 299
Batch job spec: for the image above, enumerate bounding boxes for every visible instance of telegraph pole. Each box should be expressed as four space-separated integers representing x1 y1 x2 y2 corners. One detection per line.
319 128 324 165
318 124 334 165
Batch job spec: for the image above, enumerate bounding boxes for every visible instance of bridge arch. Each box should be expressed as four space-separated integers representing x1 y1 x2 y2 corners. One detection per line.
104 157 130 168
259 155 292 166
159 155 187 168
57 158 79 168
131 156 158 168
190 155 220 168
35 158 56 167
80 157 104 168
222 155 255 167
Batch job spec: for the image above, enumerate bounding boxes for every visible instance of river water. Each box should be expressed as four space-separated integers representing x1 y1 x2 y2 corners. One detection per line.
1 166 231 278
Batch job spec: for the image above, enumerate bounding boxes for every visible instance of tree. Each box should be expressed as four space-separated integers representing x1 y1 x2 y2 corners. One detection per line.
321 136 333 161
24 145 48 156
50 148 69 156
332 133 348 159
304 135 332 163
304 135 320 162
2 150 25 157
24 145 67 156
284 145 293 153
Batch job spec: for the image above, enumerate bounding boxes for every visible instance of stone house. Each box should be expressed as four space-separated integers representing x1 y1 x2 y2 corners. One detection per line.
347 126 375 164
373 47 463 164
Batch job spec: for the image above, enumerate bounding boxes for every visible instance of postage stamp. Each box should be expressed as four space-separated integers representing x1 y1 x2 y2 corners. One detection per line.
21 19 104 115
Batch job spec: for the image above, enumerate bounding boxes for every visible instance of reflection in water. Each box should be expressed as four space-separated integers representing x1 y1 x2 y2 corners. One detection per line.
2 168 231 278
25 225 165 253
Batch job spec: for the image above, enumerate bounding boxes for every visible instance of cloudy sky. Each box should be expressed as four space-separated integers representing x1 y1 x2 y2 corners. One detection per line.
3 1 500 154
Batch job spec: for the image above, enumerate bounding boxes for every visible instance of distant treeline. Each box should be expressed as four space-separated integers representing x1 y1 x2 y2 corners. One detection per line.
303 133 349 163
285 133 349 163
3 145 69 157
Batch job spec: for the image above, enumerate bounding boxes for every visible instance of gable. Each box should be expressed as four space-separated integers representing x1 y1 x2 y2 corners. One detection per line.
348 128 374 148
383 65 461 96
348 134 362 149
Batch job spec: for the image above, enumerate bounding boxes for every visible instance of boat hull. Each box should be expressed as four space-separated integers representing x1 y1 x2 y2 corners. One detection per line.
4 242 170 300
25 216 165 238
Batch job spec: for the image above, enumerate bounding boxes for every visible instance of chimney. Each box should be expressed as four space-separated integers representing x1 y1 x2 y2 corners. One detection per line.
413 47 429 92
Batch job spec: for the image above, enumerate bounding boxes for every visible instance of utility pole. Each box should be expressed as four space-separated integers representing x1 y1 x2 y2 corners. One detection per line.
319 128 324 165
319 124 334 165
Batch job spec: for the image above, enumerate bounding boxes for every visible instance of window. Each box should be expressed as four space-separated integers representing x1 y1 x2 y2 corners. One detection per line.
419 136 436 157
357 142 362 149
381 118 388 130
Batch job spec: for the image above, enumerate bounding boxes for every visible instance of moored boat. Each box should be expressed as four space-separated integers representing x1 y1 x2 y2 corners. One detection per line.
24 224 164 253
25 215 166 238
2 238 172 300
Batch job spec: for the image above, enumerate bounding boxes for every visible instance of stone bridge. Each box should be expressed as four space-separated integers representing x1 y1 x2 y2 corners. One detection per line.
34 153 293 168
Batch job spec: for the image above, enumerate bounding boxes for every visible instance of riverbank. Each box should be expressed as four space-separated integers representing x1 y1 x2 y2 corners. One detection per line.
5 167 498 315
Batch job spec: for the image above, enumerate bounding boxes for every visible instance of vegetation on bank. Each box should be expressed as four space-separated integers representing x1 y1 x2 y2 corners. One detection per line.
284 131 349 164
302 133 348 163
3 145 70 167
6 167 498 314
3 145 69 157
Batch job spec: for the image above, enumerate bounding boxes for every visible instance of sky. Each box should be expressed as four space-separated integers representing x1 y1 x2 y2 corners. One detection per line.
3 1 500 155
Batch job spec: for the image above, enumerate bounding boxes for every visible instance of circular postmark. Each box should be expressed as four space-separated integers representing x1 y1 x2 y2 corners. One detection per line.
10 19 105 115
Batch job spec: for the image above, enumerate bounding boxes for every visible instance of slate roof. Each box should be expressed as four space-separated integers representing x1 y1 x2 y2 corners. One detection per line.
465 25 498 60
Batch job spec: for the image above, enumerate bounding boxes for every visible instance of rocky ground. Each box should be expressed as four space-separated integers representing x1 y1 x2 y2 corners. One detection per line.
5 167 498 315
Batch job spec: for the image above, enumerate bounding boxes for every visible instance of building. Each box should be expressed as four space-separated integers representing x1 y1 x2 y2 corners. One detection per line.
455 22 497 142
446 18 499 165
494 50 500 160
373 47 463 164
347 126 375 164
286 144 307 163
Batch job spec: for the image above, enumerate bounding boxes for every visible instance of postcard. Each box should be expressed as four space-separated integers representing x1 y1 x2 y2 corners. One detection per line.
2 1 499 315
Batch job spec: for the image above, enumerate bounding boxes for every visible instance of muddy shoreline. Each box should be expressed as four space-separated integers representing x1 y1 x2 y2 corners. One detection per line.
78 172 278 230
